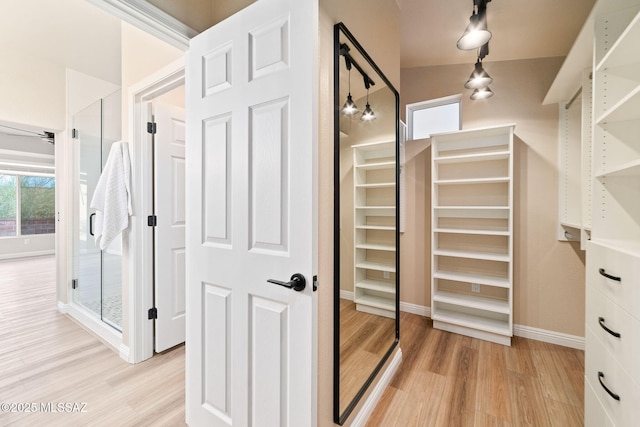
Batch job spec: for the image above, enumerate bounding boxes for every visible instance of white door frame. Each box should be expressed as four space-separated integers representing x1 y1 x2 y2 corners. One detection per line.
126 58 184 363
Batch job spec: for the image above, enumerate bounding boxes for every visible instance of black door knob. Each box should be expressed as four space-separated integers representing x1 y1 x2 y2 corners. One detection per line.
267 273 306 292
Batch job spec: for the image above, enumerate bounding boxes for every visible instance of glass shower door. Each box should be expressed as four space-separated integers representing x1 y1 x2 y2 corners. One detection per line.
73 90 122 331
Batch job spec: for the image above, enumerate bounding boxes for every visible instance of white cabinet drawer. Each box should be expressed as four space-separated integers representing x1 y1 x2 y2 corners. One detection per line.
585 377 616 427
585 328 640 426
586 284 640 385
587 241 640 320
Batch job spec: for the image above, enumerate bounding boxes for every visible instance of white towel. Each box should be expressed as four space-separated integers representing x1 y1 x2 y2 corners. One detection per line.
90 141 132 250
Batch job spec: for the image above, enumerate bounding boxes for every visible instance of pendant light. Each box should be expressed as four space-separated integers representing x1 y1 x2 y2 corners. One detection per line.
361 78 376 121
342 56 359 115
464 59 493 89
470 86 494 100
457 0 492 51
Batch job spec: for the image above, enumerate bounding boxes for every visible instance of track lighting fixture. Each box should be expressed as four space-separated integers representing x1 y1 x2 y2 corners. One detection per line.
464 59 493 89
361 78 376 121
340 43 376 119
470 86 494 100
457 0 492 51
342 56 359 115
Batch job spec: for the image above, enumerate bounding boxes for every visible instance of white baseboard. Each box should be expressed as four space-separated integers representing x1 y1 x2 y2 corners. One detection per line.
119 343 131 362
0 250 55 260
57 301 69 314
340 290 354 300
351 348 402 427
400 301 430 317
513 324 584 350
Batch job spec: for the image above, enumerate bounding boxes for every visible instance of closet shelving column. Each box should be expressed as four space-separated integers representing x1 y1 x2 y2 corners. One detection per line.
430 124 515 346
352 140 396 318
585 4 640 426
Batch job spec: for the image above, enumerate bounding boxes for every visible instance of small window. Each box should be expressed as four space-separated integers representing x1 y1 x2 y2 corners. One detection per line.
406 94 461 140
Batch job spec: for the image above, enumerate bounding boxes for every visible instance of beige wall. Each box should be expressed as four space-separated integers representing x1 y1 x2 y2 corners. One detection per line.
145 0 257 31
401 57 586 337
319 1 400 425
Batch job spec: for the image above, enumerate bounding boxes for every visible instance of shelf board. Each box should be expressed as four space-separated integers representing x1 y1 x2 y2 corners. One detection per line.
355 225 395 231
355 279 396 295
354 294 395 311
431 308 511 337
434 150 510 164
596 84 640 124
356 206 395 210
355 182 395 188
595 158 640 178
351 140 394 150
355 161 395 170
434 206 510 219
590 238 640 258
434 227 509 236
596 10 640 71
433 291 510 314
355 243 396 251
433 248 510 262
356 261 396 273
560 221 582 230
434 177 510 185
434 270 510 288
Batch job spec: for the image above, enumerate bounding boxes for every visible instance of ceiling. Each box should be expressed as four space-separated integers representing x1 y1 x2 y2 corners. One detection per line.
398 0 596 68
0 0 596 83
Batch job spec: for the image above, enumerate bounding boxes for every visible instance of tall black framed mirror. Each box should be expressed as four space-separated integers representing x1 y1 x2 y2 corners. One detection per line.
333 22 400 425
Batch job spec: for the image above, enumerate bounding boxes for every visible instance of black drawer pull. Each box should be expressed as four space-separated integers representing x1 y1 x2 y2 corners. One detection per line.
598 317 621 338
599 268 621 282
598 371 620 401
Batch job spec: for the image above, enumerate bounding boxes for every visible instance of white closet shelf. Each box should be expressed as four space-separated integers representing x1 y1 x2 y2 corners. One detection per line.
355 243 396 251
434 150 510 164
434 177 510 185
434 270 510 288
596 85 640 124
431 309 510 336
351 140 394 150
433 291 510 314
355 279 396 295
356 261 396 273
356 206 395 210
434 227 509 236
591 238 640 258
354 294 395 311
560 221 582 230
595 158 640 178
595 10 640 71
355 161 395 170
356 225 395 231
433 248 509 262
355 182 395 188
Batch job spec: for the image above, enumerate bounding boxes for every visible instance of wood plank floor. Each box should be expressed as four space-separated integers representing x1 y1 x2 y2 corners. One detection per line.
366 312 585 427
0 256 186 427
0 256 584 426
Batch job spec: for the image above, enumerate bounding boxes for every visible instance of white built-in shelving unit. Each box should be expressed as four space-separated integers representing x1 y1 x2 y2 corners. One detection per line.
352 140 397 318
430 124 515 346
585 3 640 426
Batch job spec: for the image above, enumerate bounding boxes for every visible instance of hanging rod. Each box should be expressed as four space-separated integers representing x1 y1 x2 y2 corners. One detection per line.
565 87 582 110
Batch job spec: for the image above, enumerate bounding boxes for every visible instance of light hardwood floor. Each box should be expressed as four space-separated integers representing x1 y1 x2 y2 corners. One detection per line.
0 256 584 426
0 256 185 427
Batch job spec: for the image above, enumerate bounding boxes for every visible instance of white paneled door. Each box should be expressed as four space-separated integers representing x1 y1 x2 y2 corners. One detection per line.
154 102 186 353
185 0 318 426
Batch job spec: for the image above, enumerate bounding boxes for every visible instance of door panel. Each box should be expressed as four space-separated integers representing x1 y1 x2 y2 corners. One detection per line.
154 102 186 352
186 0 318 425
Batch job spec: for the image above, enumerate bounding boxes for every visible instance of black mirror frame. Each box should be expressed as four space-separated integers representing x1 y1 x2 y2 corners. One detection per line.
333 22 400 425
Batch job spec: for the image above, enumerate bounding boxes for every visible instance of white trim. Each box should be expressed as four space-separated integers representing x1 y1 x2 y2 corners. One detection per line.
86 0 197 51
119 343 131 362
351 349 402 427
400 300 430 317
0 249 55 261
340 290 354 300
127 58 185 364
514 324 585 350
64 302 126 360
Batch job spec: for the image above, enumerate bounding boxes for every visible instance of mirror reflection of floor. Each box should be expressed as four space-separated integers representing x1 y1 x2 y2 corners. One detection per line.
339 298 396 413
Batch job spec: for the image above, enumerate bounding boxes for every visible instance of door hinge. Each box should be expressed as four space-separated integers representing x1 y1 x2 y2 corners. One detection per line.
71 128 78 139
72 279 78 289
147 121 157 134
148 307 157 320
313 275 318 292
147 215 157 227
